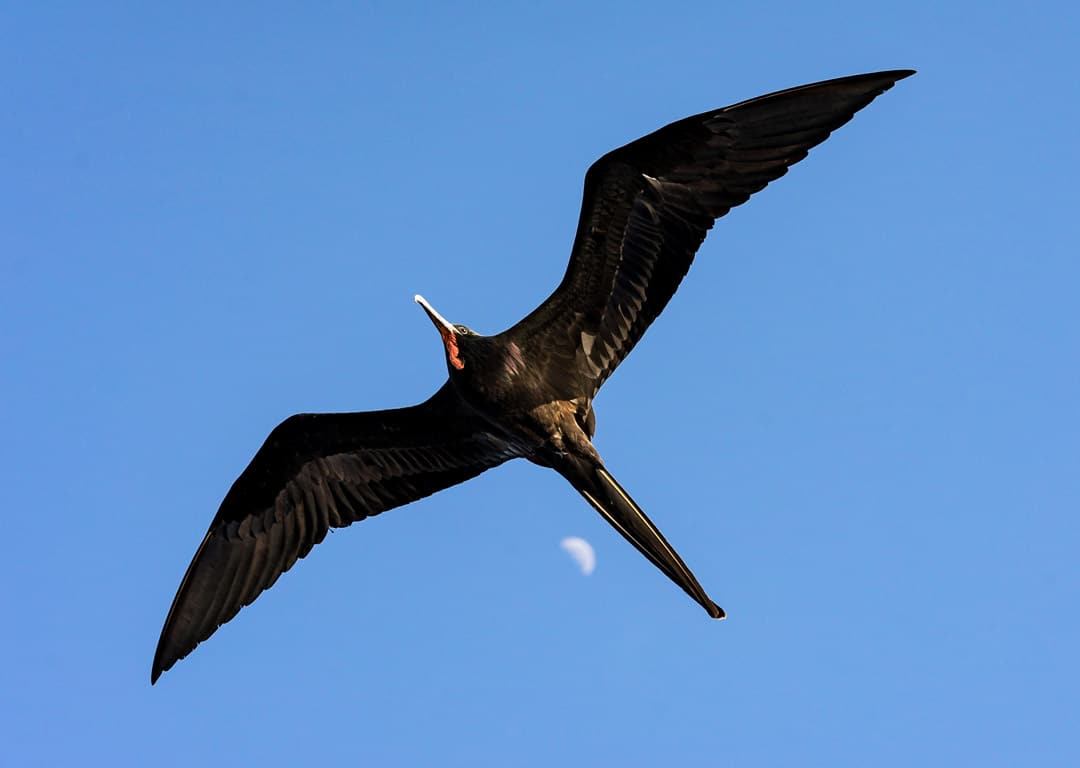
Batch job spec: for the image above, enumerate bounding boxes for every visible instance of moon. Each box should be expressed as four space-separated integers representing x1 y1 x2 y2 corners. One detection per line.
560 536 596 576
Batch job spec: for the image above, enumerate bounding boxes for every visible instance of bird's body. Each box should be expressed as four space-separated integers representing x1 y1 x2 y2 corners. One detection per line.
153 69 914 683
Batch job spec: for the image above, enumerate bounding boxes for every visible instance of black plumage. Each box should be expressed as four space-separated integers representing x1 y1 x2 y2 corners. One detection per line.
153 69 914 683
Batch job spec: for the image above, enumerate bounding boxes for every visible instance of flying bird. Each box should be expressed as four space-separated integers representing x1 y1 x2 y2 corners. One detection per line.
152 69 914 683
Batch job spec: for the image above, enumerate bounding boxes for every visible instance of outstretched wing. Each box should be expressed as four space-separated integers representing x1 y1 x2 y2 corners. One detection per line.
152 382 519 683
502 70 914 397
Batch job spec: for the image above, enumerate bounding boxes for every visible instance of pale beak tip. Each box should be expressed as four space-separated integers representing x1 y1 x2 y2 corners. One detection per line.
413 294 424 305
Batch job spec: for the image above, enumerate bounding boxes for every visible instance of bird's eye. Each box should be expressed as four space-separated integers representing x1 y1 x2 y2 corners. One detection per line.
455 325 471 335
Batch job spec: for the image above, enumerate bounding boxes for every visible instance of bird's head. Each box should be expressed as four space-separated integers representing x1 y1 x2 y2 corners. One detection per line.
414 295 479 372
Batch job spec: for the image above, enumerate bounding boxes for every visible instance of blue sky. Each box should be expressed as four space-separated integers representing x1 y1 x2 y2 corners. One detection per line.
3 3 1078 765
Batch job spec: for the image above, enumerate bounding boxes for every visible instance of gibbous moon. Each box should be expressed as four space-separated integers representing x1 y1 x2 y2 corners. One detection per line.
560 536 596 575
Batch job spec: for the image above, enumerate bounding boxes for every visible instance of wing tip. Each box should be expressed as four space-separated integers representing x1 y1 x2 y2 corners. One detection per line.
871 68 916 81
151 641 176 685
848 68 917 84
875 68 917 91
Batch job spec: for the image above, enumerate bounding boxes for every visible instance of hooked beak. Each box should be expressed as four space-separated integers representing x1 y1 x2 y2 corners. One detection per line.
414 294 455 336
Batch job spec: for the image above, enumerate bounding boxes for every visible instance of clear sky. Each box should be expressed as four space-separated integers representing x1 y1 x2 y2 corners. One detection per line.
3 3 1078 766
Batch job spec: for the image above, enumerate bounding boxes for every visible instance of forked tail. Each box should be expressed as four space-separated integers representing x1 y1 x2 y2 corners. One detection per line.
560 458 724 619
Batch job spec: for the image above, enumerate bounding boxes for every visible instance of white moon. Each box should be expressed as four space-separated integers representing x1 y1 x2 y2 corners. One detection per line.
560 536 596 575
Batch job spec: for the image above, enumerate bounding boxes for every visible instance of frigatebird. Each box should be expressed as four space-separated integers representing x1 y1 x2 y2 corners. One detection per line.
152 69 914 683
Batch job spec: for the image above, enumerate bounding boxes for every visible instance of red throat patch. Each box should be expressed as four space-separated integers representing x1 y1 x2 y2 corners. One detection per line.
441 328 465 370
